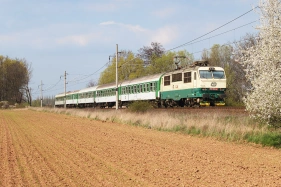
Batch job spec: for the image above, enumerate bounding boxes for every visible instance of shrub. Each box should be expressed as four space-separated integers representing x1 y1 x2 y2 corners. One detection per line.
0 101 9 109
128 101 153 113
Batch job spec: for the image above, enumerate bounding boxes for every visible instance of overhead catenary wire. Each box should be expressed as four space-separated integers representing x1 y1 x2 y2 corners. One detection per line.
118 19 258 68
166 6 259 52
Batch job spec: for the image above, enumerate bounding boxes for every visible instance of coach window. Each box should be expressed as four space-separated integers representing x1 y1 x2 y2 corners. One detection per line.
150 82 155 91
184 72 191 83
194 72 197 80
140 84 143 93
145 83 149 92
164 76 170 86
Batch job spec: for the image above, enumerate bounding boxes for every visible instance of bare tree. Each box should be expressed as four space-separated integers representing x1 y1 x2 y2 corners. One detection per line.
87 79 97 87
138 42 165 66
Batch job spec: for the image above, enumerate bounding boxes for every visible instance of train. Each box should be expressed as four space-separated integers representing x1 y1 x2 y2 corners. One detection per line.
55 61 226 108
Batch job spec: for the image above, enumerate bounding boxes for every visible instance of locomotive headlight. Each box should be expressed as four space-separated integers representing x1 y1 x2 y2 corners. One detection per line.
209 67 215 71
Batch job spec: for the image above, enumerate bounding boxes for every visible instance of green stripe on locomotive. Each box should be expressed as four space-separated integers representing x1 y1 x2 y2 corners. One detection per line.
160 88 225 101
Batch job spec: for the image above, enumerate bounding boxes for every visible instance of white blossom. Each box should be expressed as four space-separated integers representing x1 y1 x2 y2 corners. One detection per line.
240 0 281 126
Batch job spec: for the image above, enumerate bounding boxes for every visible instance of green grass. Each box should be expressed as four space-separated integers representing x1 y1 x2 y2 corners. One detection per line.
245 132 281 148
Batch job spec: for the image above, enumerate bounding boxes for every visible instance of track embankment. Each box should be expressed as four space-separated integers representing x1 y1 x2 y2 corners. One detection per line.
0 109 281 186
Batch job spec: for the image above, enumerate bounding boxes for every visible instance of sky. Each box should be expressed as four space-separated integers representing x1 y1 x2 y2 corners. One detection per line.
0 0 260 99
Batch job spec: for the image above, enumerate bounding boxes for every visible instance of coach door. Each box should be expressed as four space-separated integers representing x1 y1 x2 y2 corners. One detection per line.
193 72 197 88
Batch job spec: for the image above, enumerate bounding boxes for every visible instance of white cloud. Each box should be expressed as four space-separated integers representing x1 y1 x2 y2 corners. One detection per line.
100 21 116 25
149 25 179 46
56 33 102 46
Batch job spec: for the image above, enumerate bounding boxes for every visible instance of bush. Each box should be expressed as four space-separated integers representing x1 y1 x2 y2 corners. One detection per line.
225 98 244 107
128 101 153 113
0 101 9 109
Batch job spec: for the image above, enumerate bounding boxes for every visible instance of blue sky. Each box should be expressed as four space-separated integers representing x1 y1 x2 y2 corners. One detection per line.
0 0 259 99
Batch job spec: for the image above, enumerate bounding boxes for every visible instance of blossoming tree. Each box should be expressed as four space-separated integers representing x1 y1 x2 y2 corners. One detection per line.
241 0 281 127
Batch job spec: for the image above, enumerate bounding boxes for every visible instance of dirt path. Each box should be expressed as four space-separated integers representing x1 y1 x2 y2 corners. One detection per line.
1 109 281 186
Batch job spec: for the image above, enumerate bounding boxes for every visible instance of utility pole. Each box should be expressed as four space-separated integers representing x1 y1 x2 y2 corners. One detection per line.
29 87 32 106
38 81 44 107
64 71 67 109
116 44 118 110
40 80 43 107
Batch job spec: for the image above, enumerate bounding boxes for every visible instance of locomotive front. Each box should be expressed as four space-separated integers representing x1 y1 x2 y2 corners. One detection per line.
197 66 226 106
159 61 226 107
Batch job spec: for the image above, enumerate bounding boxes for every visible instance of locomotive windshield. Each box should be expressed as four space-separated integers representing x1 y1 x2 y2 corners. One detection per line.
199 70 225 79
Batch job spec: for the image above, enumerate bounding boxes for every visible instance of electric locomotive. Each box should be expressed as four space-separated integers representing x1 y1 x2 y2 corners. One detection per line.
159 61 226 107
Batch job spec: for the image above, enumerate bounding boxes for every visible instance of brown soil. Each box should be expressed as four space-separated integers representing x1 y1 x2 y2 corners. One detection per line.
1 109 281 187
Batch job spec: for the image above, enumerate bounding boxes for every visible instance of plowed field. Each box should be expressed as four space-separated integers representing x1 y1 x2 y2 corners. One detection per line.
1 109 281 187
